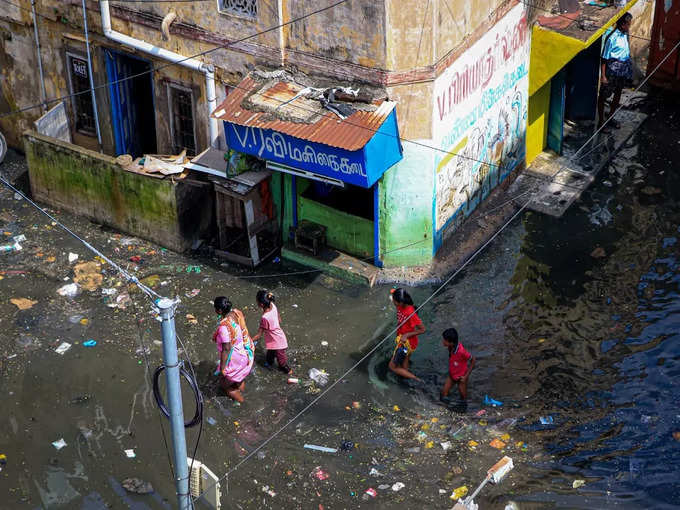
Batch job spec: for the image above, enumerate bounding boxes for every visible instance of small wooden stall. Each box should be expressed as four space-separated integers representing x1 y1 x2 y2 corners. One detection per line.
212 170 279 267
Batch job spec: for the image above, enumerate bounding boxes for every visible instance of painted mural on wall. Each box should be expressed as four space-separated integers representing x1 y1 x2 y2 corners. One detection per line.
432 3 530 235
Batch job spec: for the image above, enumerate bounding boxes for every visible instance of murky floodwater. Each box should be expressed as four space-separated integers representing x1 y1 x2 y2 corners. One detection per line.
1 95 679 509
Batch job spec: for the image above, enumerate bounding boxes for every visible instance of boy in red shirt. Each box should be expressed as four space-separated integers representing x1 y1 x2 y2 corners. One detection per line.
440 328 475 400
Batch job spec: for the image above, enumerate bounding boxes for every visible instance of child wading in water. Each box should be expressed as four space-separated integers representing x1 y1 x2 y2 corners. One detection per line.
252 290 292 374
440 328 475 401
389 288 426 381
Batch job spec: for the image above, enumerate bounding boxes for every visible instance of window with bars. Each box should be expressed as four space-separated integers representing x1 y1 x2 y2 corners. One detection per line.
168 84 197 156
66 54 96 135
218 0 257 18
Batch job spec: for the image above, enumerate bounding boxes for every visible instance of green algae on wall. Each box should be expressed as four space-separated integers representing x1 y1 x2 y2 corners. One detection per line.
24 131 190 251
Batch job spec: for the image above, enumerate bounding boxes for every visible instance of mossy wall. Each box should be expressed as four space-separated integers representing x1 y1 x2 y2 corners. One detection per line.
24 131 192 252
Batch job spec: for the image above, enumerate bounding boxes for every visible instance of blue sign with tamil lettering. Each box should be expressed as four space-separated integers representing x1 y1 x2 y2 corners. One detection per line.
223 110 402 188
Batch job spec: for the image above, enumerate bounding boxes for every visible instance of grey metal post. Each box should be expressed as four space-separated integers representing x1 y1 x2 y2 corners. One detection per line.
30 0 47 111
81 0 103 148
157 298 191 510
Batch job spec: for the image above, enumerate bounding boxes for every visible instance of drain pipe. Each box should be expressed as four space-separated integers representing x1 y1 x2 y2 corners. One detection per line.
30 0 47 111
99 0 219 149
82 0 102 149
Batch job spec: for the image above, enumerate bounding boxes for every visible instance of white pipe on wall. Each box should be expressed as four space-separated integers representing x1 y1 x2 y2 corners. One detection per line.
99 0 219 149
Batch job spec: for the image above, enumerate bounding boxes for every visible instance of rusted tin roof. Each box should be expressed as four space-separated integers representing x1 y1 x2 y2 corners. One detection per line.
212 75 396 152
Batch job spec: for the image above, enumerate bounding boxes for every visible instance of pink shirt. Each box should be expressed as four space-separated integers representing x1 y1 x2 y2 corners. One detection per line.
215 325 231 353
260 303 288 350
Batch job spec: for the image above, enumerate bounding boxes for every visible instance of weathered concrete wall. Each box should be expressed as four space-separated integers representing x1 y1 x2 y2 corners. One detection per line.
628 0 656 81
24 130 211 252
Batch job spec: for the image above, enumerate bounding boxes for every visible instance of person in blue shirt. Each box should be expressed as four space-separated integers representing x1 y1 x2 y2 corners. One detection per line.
597 12 633 130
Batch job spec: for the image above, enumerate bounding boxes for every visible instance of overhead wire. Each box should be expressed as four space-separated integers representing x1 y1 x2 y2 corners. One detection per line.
191 35 680 504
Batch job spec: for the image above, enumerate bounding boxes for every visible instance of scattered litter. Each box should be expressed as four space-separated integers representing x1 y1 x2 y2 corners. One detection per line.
206 417 217 426
0 242 21 253
391 482 405 492
57 283 80 298
641 186 662 195
352 401 361 409
378 484 390 490
441 441 452 451
490 438 506 449
83 340 97 347
124 449 136 458
321 341 328 347
405 447 420 453
261 485 276 497
121 478 154 494
467 440 479 448
55 342 72 355
130 255 142 264
393 405 400 412
590 247 606 258
69 395 91 405
369 467 383 477
425 441 434 449
364 488 377 498
186 265 201 273
68 253 78 263
273 257 281 263
340 441 354 452
73 261 103 291
79 318 89 325
475 409 487 417
572 479 586 489
292 304 298 308
10 298 37 310
483 395 503 407
311 466 330 480
102 288 117 295
539 416 554 425
304 444 337 453
450 486 468 500
52 438 67 450
186 314 198 325
185 289 201 297
673 431 680 441
287 377 299 384
14 192 22 200
7 354 17 359
308 368 329 386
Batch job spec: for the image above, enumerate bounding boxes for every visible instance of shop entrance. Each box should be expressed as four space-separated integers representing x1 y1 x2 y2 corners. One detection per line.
104 49 157 157
296 179 375 260
547 39 602 154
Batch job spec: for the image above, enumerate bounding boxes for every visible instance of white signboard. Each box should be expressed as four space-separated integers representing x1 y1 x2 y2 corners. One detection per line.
34 102 72 144
433 3 530 232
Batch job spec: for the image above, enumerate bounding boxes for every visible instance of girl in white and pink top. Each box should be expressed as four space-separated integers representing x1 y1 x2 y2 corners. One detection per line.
251 290 291 374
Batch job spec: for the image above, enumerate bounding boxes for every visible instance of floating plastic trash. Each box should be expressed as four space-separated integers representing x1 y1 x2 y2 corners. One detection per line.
124 449 136 458
52 438 67 450
539 416 554 425
57 283 80 298
441 441 452 451
308 368 329 386
572 479 586 489
450 485 468 500
364 488 377 498
304 444 337 453
83 340 97 347
391 482 405 492
55 342 72 355
483 395 503 407
311 466 329 480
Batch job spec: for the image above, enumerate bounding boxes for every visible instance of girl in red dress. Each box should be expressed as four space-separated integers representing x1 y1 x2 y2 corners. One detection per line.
388 288 426 381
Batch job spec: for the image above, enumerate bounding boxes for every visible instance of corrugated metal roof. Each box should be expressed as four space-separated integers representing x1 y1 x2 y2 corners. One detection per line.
212 75 396 152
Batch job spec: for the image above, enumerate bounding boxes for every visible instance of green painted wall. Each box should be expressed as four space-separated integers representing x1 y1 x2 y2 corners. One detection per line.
379 141 434 266
24 131 196 252
298 195 373 258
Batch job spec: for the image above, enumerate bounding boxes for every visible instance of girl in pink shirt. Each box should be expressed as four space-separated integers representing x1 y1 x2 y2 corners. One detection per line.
251 290 291 374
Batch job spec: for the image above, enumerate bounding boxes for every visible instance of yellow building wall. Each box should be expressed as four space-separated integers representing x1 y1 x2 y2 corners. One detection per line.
526 80 551 166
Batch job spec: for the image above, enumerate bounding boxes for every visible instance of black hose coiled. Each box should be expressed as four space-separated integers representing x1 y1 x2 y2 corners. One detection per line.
152 364 203 428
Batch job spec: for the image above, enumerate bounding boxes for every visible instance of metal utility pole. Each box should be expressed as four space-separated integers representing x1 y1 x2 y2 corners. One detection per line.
158 298 191 510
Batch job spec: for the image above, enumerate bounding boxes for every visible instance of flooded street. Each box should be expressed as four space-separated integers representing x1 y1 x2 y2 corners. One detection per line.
2 94 680 509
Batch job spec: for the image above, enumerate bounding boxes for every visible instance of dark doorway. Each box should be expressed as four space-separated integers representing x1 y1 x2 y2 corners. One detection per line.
104 49 157 157
565 38 601 121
